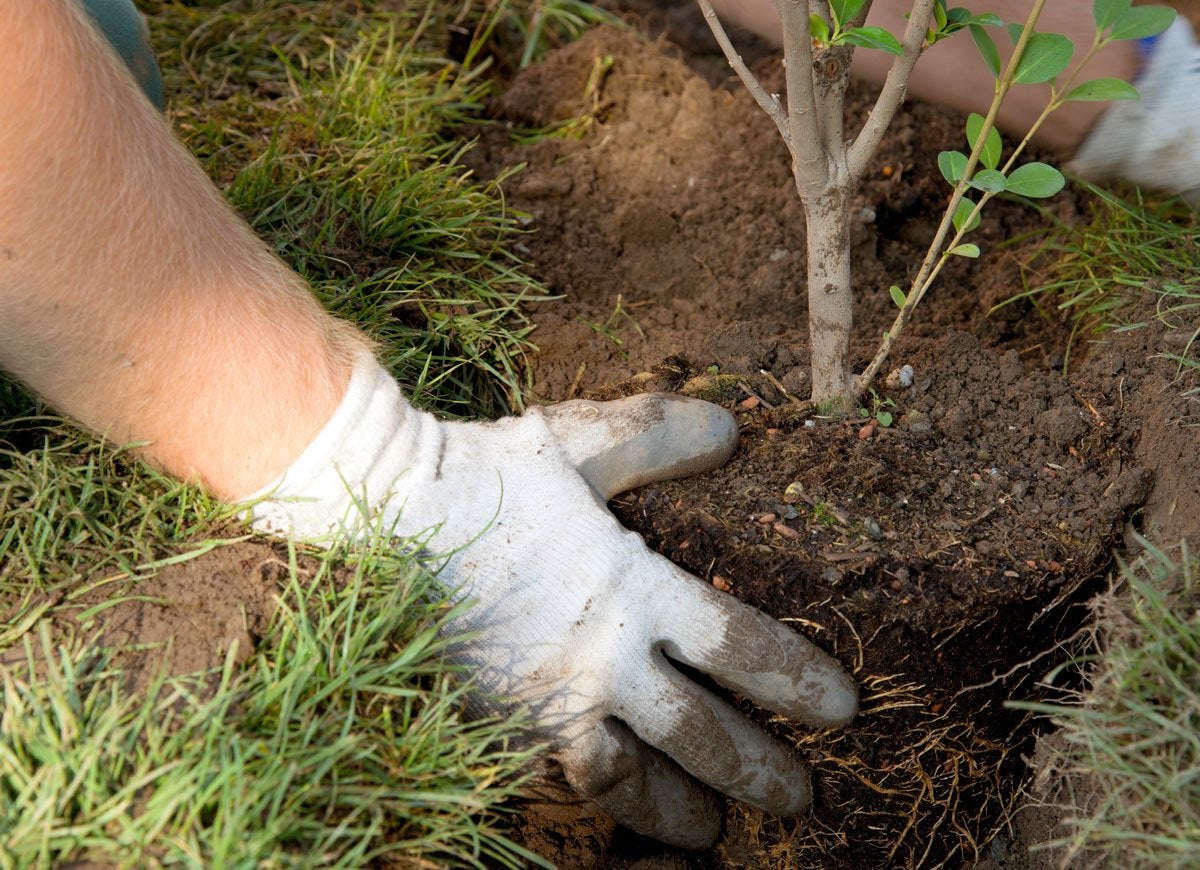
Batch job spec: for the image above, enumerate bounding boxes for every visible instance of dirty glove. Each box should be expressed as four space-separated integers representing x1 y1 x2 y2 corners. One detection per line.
249 354 857 848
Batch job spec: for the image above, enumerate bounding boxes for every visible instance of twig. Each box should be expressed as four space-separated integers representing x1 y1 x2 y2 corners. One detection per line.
738 379 776 409
759 367 804 406
858 0 1049 392
696 0 791 144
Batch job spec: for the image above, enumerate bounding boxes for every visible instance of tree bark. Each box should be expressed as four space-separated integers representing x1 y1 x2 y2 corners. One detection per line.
803 190 855 408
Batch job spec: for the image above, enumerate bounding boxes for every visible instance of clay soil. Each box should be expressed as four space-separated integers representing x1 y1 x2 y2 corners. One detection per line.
460 7 1200 868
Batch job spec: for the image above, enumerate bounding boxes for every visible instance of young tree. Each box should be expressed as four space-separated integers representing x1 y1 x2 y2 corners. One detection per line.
697 0 1173 410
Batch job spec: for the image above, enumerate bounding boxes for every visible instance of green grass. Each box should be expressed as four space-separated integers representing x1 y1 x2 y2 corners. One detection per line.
0 426 546 867
1001 183 1200 380
2 545 545 868
1 1 586 864
142 0 551 417
1013 538 1200 868
500 0 620 70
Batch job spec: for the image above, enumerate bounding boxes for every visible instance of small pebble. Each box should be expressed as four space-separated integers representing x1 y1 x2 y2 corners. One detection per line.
756 512 777 524
740 396 760 410
858 421 876 440
863 518 883 539
889 579 903 592
885 364 915 389
712 575 732 592
773 522 800 540
904 410 933 433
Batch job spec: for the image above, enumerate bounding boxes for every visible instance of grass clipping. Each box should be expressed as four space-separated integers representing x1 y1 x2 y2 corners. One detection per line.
1019 539 1200 869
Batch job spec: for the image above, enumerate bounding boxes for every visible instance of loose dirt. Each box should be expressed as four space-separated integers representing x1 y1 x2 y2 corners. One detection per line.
463 10 1200 868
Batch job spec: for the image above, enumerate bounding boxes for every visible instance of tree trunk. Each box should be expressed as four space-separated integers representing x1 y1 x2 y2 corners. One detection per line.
804 190 855 410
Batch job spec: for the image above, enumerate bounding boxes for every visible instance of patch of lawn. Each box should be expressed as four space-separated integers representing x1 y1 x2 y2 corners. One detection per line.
1013 539 1200 869
1 1 579 865
2 539 545 868
1003 183 1200 380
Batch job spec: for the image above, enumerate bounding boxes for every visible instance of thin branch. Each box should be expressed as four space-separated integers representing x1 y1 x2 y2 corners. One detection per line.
775 0 824 187
696 0 791 145
847 0 936 181
857 0 1049 392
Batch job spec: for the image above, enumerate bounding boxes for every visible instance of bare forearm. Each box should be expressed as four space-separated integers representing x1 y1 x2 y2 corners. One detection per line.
0 0 364 498
707 0 1138 153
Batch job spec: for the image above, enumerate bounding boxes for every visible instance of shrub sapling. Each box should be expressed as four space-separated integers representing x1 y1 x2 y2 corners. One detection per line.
697 0 1174 411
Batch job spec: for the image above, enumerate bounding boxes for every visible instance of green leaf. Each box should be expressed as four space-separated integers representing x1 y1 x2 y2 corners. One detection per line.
837 25 904 55
938 150 968 184
1006 162 1065 197
1063 77 1140 101
933 0 948 31
949 243 981 258
969 24 1001 77
953 196 981 233
1108 5 1175 41
1094 0 1131 32
829 0 867 28
965 12 1003 27
1007 22 1024 43
876 410 894 427
968 168 1008 193
1013 33 1075 84
965 113 1002 169
889 285 907 308
809 13 830 43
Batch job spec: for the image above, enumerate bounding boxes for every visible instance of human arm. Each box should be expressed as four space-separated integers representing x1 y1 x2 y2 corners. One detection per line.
0 0 856 845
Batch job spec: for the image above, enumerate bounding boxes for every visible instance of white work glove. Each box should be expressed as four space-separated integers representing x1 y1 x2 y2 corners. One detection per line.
249 354 857 848
1071 18 1200 203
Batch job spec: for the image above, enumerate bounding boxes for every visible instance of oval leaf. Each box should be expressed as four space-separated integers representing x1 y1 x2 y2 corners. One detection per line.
953 196 981 233
1108 5 1175 41
933 0 948 31
809 13 830 43
829 0 867 28
889 285 907 308
968 168 1008 193
966 113 1002 169
1006 162 1066 197
949 243 981 258
1094 0 1132 31
1064 77 1140 101
938 150 968 184
1013 33 1074 84
969 24 1001 78
837 25 904 55
965 12 1003 27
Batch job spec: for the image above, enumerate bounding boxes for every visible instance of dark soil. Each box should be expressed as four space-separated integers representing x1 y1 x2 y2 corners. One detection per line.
460 10 1200 869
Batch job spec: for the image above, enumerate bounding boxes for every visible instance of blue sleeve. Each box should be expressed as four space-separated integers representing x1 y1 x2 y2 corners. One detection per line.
79 0 165 110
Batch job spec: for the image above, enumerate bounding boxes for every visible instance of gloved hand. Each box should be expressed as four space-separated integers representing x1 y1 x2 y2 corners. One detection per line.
249 354 857 847
1071 17 1199 204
